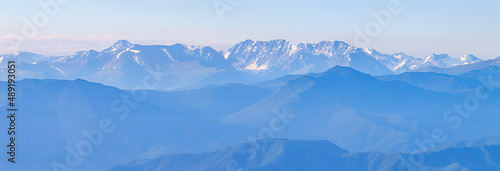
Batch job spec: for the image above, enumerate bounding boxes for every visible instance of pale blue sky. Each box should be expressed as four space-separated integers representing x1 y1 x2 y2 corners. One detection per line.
0 0 499 59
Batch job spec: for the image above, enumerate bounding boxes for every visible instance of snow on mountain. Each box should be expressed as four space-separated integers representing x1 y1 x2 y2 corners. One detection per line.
422 53 482 68
363 48 400 69
0 40 489 90
227 39 393 79
0 40 245 90
95 41 247 90
460 54 482 64
56 49 99 63
0 52 55 64
361 47 484 74
226 39 483 76
417 56 500 75
422 53 449 68
228 39 319 74
363 48 423 73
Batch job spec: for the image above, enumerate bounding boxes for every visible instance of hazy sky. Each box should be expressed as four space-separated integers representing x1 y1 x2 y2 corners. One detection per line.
1 0 499 59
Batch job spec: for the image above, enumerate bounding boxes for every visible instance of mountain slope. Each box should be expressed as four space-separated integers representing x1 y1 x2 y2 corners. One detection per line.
227 39 394 79
417 56 500 75
459 66 500 88
0 40 247 90
108 138 500 171
222 66 500 153
2 66 500 169
0 79 272 170
376 72 484 93
363 49 482 74
0 40 490 90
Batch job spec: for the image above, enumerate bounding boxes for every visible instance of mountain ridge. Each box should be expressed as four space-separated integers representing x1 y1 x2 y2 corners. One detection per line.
107 138 500 171
0 39 490 91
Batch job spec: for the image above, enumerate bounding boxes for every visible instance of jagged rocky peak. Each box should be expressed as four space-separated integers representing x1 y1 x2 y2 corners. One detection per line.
392 52 413 60
229 39 300 56
460 54 481 63
426 53 450 60
111 40 134 50
316 40 351 49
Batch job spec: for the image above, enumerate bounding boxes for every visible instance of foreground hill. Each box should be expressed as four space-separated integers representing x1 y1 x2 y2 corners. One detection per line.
0 79 271 170
108 138 500 171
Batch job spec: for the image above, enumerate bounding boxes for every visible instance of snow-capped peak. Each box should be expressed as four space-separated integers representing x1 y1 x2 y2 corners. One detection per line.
392 52 412 60
425 53 450 60
421 53 483 68
111 40 134 51
362 48 382 57
460 54 481 64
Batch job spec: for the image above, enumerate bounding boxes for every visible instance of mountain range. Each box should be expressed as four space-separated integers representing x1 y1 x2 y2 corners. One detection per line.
2 65 500 170
1 40 499 170
108 138 500 171
0 39 492 90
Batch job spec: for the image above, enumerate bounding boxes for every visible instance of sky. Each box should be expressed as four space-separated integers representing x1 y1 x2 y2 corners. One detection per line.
0 0 499 59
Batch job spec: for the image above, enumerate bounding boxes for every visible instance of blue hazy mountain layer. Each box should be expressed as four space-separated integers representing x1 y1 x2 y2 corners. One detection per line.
222 66 500 153
0 79 270 170
1 40 496 92
417 57 500 75
0 66 499 170
376 72 484 93
108 138 500 171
